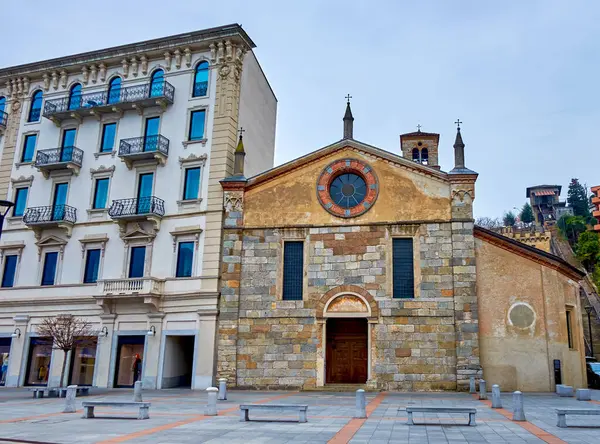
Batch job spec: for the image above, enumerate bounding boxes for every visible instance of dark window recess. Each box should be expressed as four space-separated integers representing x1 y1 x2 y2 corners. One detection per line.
393 238 414 299
566 310 573 349
282 241 303 301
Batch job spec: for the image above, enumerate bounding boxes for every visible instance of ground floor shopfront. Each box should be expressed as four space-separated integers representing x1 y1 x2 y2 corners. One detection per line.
0 302 218 390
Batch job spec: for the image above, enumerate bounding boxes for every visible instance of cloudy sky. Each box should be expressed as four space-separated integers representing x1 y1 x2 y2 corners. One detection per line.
2 1 598 218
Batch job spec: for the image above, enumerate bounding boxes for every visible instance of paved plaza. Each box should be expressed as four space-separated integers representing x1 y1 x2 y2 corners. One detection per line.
0 388 599 443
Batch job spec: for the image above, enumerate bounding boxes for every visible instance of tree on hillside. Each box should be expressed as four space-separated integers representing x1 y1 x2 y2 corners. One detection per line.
475 217 502 229
503 211 516 227
567 178 591 218
520 202 535 225
36 315 97 387
575 231 600 271
558 215 588 246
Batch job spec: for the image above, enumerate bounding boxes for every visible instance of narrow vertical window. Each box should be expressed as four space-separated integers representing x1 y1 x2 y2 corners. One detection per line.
60 128 77 162
412 148 420 162
393 238 414 299
176 242 194 278
93 178 110 209
183 167 200 200
41 252 58 286
421 148 429 165
129 246 146 278
0 96 6 115
68 83 82 111
566 310 573 349
283 241 303 300
193 61 209 97
22 134 37 162
188 110 206 141
107 77 122 104
100 123 116 153
83 249 101 284
149 70 164 98
28 90 43 122
1 255 18 288
13 187 28 217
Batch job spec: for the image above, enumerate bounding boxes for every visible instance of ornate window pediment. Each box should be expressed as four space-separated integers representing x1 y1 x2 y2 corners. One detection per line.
120 222 157 244
35 234 67 257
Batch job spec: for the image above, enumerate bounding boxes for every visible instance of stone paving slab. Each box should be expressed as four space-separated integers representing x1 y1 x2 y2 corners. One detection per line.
1 388 600 443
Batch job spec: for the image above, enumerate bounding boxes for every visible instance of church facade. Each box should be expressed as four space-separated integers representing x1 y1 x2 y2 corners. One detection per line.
216 104 587 392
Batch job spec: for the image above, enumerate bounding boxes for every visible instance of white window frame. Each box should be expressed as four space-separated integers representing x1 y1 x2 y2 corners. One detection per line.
177 153 207 213
188 57 211 100
16 130 39 167
7 175 33 225
58 125 79 147
182 106 208 148
88 166 115 221
169 226 202 278
49 175 72 207
0 242 25 288
79 235 108 284
38 247 64 286
95 120 119 158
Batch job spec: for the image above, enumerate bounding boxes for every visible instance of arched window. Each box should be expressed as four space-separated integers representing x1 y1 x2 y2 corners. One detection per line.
28 90 43 122
107 77 122 105
193 61 209 97
149 70 164 98
420 148 429 165
68 83 82 111
412 148 420 162
0 96 5 115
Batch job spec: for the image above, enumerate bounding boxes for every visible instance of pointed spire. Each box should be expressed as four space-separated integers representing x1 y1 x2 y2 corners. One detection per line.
453 119 465 170
233 127 246 177
343 94 354 139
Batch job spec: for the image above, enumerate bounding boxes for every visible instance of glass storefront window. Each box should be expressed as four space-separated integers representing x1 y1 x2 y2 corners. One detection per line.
26 338 52 386
69 341 97 386
0 338 11 386
115 336 144 388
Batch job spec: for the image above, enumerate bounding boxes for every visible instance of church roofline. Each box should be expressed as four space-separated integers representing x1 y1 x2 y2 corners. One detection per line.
400 131 440 140
474 225 584 280
0 23 255 80
245 138 450 189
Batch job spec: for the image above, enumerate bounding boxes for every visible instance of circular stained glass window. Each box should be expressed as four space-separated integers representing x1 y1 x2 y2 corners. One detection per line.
329 173 367 208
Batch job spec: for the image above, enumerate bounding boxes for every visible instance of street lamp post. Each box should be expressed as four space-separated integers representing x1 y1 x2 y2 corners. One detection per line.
585 306 594 357
0 200 14 240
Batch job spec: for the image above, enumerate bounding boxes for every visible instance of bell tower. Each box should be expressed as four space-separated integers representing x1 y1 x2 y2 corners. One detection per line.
400 126 440 169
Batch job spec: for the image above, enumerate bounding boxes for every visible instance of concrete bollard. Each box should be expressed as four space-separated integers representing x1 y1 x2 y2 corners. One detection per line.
557 385 573 397
555 384 564 394
206 387 218 416
576 388 592 401
469 376 476 394
512 391 526 421
133 381 143 402
355 389 366 418
491 384 501 408
63 385 77 413
479 379 487 400
218 378 227 401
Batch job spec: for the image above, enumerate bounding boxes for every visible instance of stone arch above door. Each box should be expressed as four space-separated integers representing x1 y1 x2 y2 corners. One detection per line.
316 285 379 319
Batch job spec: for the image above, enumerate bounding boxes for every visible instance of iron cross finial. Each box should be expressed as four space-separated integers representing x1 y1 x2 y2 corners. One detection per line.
454 119 463 129
417 124 422 131
345 94 352 104
238 127 246 138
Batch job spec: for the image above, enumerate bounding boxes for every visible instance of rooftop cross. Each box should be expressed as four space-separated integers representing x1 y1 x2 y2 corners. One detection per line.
345 94 352 104
417 124 421 131
238 127 246 139
454 119 463 129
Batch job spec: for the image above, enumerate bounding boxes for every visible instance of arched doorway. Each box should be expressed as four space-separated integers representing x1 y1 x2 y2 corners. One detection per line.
323 293 371 385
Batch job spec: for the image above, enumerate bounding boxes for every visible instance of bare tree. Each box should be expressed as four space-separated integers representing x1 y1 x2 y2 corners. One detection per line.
36 315 97 387
475 217 502 229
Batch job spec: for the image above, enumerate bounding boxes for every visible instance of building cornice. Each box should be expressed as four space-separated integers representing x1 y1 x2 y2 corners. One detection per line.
0 23 255 81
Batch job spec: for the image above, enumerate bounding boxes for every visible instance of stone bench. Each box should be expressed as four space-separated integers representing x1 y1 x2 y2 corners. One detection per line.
239 404 308 423
29 388 59 398
82 401 151 420
556 408 600 428
405 406 477 426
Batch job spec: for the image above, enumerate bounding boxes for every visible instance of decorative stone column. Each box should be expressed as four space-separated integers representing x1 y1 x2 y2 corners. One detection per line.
5 315 28 387
142 312 164 389
195 307 219 389
0 84 26 200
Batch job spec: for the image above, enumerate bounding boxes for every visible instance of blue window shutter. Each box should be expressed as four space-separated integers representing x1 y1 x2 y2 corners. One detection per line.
176 242 194 277
283 241 303 301
84 249 101 283
1 255 18 287
41 252 58 286
393 238 414 299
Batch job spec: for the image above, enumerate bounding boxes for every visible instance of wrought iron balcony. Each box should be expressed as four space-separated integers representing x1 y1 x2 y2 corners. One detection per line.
35 146 83 177
118 135 169 168
0 111 7 131
42 81 175 125
108 196 165 232
23 205 77 237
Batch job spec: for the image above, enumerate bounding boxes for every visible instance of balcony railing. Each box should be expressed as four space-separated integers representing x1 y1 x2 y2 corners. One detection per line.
193 81 208 98
42 81 175 121
100 277 165 296
108 196 165 218
23 205 77 225
0 111 7 128
119 135 169 157
35 146 83 168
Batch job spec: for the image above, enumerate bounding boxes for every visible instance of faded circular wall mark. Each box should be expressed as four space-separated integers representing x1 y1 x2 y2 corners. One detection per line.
508 303 536 329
